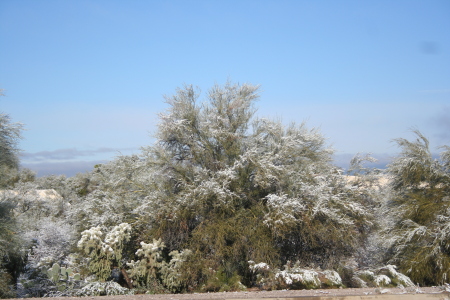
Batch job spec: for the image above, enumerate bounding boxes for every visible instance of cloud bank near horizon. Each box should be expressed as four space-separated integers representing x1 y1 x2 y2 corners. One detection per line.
20 147 140 177
20 149 394 178
21 160 106 177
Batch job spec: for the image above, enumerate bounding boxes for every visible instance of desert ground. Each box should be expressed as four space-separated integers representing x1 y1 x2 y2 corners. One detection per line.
15 287 450 300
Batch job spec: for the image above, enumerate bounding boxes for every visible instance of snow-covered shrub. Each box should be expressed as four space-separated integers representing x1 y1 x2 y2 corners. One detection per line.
319 270 343 287
274 261 342 289
67 155 151 229
352 265 414 288
25 218 76 269
248 261 273 290
374 275 391 286
377 265 414 287
249 261 342 290
75 281 132 296
124 238 200 293
275 269 321 289
125 82 378 289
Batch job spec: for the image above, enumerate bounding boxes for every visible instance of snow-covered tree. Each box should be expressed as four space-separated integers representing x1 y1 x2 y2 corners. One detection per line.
385 130 450 285
128 82 376 287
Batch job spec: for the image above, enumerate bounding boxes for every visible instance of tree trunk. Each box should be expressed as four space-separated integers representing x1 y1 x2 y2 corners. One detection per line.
121 268 133 289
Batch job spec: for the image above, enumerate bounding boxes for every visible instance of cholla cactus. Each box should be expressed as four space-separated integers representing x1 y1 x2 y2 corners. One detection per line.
77 223 131 281
77 227 103 254
104 223 132 262
127 238 166 287
160 249 193 293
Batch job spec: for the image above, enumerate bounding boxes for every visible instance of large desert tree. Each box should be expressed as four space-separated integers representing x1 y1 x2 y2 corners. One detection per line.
127 82 375 286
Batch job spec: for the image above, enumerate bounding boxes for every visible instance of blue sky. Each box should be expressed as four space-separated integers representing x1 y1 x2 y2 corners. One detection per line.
1 0 449 176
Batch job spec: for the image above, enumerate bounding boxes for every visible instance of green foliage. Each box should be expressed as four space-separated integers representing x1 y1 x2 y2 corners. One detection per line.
202 267 246 292
0 197 26 297
0 269 14 298
0 199 16 258
186 206 278 288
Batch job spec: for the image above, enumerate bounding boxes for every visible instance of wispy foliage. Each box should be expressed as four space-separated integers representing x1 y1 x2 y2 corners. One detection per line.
385 130 450 285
